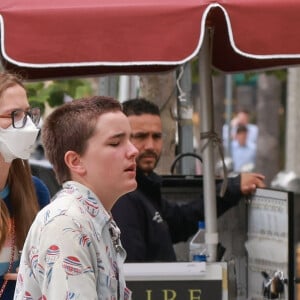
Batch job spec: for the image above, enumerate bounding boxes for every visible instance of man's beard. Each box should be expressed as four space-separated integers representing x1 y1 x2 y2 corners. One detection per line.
136 150 160 174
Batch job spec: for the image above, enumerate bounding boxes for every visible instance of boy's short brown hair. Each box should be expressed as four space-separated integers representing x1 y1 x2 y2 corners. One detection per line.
42 96 121 184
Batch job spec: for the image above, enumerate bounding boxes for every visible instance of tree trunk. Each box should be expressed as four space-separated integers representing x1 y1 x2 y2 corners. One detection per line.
139 71 177 174
285 67 300 175
256 73 281 186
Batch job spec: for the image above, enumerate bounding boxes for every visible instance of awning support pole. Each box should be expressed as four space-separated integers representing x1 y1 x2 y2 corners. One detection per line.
198 26 218 262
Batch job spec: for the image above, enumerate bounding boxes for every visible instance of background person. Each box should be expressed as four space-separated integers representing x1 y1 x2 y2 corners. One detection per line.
231 124 256 172
14 96 138 300
0 72 50 299
111 98 265 262
223 108 258 152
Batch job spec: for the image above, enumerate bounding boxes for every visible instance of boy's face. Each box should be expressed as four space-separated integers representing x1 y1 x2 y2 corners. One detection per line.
236 131 247 146
78 111 138 208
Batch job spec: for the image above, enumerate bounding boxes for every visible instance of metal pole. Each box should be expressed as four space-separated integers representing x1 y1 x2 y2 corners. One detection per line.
225 74 233 157
198 26 218 262
177 63 195 174
98 76 118 98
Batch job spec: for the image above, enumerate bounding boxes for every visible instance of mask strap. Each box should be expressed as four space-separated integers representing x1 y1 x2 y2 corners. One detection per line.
0 185 10 199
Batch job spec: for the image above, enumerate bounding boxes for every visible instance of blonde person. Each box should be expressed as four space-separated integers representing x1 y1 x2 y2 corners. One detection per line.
14 96 138 299
0 72 50 299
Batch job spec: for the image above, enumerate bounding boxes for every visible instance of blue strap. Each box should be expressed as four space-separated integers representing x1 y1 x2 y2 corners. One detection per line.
0 185 10 199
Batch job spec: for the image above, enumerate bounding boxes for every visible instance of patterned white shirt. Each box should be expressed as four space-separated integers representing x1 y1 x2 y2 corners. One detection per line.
14 181 131 300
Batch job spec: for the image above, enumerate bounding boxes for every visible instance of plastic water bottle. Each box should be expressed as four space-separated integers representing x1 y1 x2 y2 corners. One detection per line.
189 221 207 262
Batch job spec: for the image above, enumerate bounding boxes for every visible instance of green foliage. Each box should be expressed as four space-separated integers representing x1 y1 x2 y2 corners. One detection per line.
190 55 287 85
29 99 46 115
47 89 65 107
265 69 287 81
25 78 93 109
234 70 287 86
191 58 199 84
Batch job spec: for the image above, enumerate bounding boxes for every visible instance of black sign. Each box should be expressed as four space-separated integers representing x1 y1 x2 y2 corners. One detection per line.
127 279 222 300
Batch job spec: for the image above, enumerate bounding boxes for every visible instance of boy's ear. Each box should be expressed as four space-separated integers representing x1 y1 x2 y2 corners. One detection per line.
64 151 86 175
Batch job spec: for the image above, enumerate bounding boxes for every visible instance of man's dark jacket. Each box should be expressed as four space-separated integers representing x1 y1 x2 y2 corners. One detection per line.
111 169 242 262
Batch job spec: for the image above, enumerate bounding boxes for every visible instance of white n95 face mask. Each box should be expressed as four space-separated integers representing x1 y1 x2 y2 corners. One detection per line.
0 117 40 162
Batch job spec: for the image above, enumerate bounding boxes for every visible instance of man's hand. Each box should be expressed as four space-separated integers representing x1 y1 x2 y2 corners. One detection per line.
240 173 266 195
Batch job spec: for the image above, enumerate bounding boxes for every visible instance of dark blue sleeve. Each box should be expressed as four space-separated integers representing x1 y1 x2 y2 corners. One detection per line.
164 175 242 243
32 176 51 209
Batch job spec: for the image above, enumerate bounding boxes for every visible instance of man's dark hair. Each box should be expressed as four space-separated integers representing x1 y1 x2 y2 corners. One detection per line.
236 124 248 134
122 98 160 116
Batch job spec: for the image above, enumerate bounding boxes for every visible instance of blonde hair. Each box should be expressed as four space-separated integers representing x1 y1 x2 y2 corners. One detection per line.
0 71 25 94
0 72 39 251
